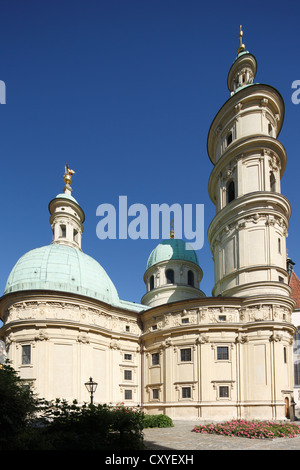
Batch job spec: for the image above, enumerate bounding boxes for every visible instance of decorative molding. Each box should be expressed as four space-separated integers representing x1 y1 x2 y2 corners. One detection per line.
34 330 49 342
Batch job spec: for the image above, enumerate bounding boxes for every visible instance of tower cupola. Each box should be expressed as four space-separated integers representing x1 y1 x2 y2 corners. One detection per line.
227 27 257 95
48 165 85 250
141 237 205 308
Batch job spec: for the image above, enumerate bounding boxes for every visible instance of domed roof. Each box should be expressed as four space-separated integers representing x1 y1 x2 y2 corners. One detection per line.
55 192 79 204
4 244 119 305
146 238 199 270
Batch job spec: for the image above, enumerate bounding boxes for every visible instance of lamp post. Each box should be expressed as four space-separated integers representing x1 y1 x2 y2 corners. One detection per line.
85 377 98 405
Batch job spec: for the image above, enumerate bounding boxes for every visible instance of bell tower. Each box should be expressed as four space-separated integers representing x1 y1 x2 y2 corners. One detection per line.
207 27 292 302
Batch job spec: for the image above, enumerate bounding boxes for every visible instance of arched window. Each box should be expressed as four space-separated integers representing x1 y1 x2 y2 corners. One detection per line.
226 132 233 147
270 172 276 192
268 123 273 136
166 269 174 284
149 275 154 291
187 270 194 287
226 180 235 204
60 224 66 238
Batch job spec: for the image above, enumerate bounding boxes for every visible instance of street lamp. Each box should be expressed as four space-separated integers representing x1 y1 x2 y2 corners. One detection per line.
85 377 98 405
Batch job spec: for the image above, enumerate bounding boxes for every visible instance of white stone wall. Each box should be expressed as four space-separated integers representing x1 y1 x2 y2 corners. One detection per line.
1 293 141 405
141 298 295 420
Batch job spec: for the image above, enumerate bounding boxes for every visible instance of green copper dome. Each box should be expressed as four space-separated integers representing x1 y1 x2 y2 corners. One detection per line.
55 192 79 204
4 244 119 305
146 238 199 270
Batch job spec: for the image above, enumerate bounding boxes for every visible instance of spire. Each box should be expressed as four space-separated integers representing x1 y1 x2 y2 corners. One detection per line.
237 25 245 54
63 164 75 196
227 26 257 95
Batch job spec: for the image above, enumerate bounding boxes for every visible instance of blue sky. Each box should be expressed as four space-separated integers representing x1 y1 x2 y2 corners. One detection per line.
0 0 299 307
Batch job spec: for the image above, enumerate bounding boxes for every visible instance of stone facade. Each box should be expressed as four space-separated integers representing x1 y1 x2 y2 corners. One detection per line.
0 289 295 420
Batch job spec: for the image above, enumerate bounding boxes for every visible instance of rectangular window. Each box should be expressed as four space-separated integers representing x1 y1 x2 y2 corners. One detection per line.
22 345 31 365
182 387 191 398
125 325 130 332
152 389 159 399
217 346 229 361
124 370 132 381
152 353 159 366
124 353 132 361
182 318 189 324
124 390 132 400
180 348 191 362
219 386 229 398
218 315 226 321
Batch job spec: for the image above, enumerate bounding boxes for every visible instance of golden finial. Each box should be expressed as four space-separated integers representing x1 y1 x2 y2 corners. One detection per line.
63 163 75 186
170 219 175 239
237 25 245 54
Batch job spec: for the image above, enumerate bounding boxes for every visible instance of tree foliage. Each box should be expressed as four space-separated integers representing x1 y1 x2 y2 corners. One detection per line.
0 363 40 449
0 365 145 450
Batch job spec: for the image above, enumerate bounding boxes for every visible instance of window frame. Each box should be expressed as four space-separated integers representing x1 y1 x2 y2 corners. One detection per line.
216 346 229 361
151 352 160 366
124 370 132 381
180 348 192 362
219 385 230 399
226 180 235 204
124 389 132 400
181 386 191 399
59 224 66 238
226 132 233 147
187 270 194 287
166 269 175 284
21 344 31 365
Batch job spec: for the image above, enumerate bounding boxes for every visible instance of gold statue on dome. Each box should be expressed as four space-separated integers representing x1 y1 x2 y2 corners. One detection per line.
237 25 245 54
63 164 75 186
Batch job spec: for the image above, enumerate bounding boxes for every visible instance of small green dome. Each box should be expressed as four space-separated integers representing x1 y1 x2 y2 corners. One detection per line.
55 192 79 204
4 244 119 305
146 238 199 270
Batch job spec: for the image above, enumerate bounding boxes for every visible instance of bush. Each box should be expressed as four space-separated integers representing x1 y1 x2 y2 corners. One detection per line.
143 414 173 428
31 400 146 450
193 419 300 439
